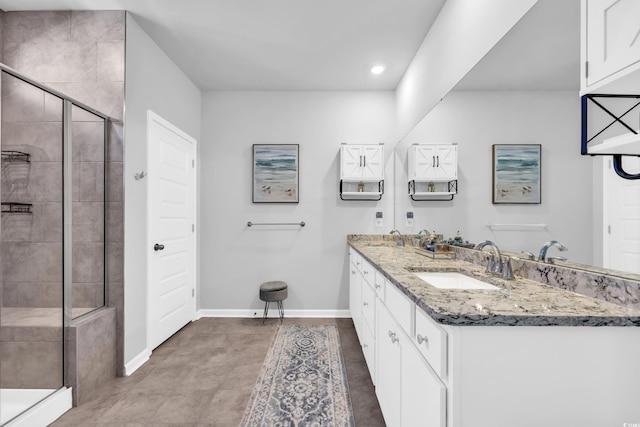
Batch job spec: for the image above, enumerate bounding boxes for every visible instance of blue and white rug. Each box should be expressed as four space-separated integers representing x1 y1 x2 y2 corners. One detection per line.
240 324 355 427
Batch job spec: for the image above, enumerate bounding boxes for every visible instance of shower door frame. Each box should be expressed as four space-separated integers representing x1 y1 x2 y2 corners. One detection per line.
0 62 111 423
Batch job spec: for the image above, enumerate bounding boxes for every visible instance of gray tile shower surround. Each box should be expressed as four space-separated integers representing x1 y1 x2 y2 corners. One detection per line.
1 10 126 387
50 317 385 427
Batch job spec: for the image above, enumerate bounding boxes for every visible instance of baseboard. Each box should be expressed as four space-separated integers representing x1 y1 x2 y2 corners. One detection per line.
124 348 152 376
6 387 72 427
198 309 352 318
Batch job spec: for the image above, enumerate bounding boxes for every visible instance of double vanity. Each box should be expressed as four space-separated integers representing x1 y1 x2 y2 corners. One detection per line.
347 235 640 427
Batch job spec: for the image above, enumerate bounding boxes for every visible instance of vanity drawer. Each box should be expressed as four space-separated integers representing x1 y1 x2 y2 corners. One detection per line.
374 270 385 302
361 258 375 287
361 280 376 337
414 307 447 379
385 282 413 336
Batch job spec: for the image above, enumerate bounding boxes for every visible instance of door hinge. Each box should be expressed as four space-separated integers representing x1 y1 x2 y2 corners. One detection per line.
608 225 611 234
192 224 195 232
192 159 195 168
585 61 589 79
192 289 195 297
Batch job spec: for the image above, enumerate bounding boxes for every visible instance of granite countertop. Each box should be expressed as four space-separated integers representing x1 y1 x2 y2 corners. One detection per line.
348 237 640 327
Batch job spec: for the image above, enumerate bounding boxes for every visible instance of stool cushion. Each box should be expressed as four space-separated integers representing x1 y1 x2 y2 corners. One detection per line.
259 281 288 302
260 281 288 292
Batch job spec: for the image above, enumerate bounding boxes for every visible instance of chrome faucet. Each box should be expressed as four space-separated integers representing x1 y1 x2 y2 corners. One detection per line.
474 240 515 280
390 229 404 247
538 241 568 263
474 240 503 274
521 251 536 260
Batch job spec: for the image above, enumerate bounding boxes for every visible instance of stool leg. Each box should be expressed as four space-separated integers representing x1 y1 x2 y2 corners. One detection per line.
262 301 270 325
277 300 284 322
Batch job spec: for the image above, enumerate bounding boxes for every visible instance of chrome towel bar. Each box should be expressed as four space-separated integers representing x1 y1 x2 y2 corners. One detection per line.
247 221 305 227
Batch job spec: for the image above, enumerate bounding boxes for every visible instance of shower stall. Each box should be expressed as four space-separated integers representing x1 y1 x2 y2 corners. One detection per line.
0 64 109 425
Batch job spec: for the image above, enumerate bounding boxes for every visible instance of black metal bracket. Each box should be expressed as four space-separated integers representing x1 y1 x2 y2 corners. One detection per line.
408 180 457 201
581 94 640 180
339 180 384 201
1 150 31 163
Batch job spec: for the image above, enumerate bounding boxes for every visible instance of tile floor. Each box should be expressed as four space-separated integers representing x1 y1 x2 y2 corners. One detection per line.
50 317 385 426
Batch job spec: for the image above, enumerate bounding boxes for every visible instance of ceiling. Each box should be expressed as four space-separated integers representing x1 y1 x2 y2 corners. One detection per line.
454 0 580 91
0 0 446 91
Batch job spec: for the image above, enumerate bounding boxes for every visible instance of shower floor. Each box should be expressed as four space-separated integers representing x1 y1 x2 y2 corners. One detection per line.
0 388 58 425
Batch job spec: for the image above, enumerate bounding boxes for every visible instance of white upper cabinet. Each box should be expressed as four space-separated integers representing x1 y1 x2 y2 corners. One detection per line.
583 0 640 90
408 144 457 181
340 144 384 180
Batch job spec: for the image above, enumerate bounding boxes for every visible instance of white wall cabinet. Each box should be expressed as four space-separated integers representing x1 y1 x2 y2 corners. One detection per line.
408 144 458 200
340 144 384 180
582 0 640 90
340 144 385 200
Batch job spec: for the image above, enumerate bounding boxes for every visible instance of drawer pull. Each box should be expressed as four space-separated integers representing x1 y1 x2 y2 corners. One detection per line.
388 330 399 344
363 270 368 275
417 334 428 345
363 302 369 307
375 284 381 289
363 344 368 349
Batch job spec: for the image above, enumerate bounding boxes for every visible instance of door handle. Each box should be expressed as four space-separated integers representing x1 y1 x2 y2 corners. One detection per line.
154 243 165 251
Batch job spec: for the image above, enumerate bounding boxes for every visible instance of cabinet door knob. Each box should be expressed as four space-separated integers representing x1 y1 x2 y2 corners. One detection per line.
417 334 428 345
154 243 165 251
363 302 368 307
375 284 381 289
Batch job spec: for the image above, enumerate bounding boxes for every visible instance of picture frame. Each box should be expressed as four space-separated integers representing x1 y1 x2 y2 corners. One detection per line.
252 144 299 203
492 144 541 204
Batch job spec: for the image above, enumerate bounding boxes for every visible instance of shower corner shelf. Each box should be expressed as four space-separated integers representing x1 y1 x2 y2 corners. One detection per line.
1 202 33 214
1 150 31 163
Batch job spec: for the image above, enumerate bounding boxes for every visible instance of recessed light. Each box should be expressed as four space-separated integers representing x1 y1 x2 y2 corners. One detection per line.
371 65 385 75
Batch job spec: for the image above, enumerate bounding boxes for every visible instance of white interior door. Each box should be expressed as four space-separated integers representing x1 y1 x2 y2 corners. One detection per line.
604 157 640 274
147 111 197 350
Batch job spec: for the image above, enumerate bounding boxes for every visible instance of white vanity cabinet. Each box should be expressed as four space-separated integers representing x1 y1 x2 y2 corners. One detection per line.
376 286 446 427
582 0 640 90
348 249 363 337
340 144 384 180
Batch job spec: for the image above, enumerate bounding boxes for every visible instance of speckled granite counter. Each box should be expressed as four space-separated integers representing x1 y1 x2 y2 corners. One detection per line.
348 235 640 327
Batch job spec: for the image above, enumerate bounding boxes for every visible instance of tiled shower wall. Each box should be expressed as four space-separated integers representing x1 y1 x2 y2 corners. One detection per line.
0 10 125 373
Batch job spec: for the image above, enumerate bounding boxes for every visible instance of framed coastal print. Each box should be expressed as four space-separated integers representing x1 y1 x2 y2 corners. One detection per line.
492 144 541 204
252 144 299 203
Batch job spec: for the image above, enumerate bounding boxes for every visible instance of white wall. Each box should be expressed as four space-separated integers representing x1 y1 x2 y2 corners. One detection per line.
123 14 202 365
200 91 395 313
396 0 538 137
393 90 592 265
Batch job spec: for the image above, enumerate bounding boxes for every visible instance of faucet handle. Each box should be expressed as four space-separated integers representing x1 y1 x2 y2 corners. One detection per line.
547 256 567 264
486 254 496 273
502 257 515 280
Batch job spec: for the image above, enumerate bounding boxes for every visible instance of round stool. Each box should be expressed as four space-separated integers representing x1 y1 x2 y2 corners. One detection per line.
259 281 288 324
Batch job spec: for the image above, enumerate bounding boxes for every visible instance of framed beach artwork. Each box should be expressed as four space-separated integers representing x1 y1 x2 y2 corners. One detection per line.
252 144 299 203
492 144 541 204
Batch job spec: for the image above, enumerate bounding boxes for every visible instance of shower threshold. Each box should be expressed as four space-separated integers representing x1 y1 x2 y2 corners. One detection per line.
0 388 57 425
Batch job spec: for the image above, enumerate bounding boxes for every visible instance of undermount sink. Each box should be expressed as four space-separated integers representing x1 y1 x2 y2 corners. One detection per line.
412 272 500 290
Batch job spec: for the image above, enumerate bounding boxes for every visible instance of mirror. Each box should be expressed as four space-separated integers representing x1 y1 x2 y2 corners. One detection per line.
392 0 640 281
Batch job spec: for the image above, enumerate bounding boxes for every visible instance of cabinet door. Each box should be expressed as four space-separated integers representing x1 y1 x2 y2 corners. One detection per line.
341 145 364 179
401 339 446 427
349 262 363 339
376 304 402 427
586 0 640 86
433 145 457 180
361 145 384 180
411 145 438 180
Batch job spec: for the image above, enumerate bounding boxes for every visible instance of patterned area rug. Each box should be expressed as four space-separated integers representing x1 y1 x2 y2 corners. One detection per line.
240 324 355 427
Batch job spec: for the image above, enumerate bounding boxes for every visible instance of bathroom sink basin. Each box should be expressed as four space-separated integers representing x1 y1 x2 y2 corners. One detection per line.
412 272 499 290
